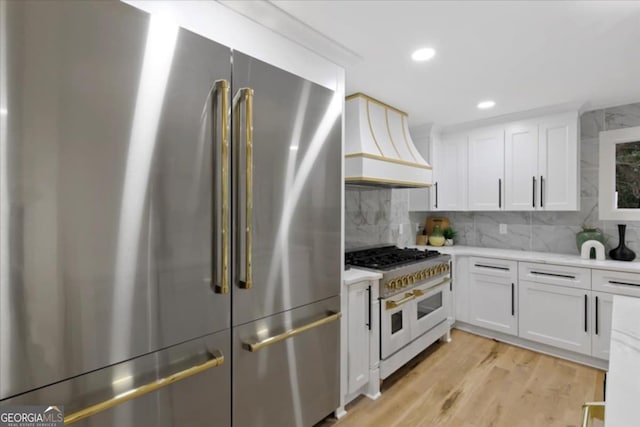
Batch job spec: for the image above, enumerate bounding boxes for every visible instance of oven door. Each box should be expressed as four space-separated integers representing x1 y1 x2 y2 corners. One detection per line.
411 279 447 340
380 292 414 359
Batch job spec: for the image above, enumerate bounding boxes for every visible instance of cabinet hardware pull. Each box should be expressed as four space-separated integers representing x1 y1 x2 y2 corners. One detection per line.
450 261 453 292
366 286 372 330
212 80 230 294
498 178 502 208
243 312 341 352
530 271 576 279
608 280 640 287
235 88 254 289
584 294 588 333
385 293 415 310
435 182 438 209
540 175 544 208
474 264 510 271
511 283 515 316
532 176 536 208
595 296 599 335
65 351 225 424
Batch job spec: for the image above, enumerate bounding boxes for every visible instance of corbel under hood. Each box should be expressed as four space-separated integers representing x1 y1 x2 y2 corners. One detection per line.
345 93 433 188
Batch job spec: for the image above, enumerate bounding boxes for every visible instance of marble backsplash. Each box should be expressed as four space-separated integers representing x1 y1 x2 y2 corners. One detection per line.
345 101 640 256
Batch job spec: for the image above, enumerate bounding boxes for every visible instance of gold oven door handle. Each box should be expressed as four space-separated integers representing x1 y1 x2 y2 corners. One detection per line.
234 87 254 290
64 350 225 425
243 312 341 352
213 79 230 294
385 293 415 310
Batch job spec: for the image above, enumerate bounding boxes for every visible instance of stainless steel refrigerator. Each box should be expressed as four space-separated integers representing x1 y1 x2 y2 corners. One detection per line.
0 1 341 426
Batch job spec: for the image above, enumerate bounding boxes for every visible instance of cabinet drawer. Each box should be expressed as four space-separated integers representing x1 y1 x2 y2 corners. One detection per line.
592 269 640 297
518 262 590 290
470 257 517 278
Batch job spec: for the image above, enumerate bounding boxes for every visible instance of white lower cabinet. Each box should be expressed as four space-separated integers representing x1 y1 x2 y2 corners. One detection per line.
347 280 370 394
592 291 614 360
454 257 640 364
468 258 518 336
518 280 591 356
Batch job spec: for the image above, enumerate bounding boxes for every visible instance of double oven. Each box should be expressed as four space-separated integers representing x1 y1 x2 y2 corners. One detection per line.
346 246 451 379
381 273 449 361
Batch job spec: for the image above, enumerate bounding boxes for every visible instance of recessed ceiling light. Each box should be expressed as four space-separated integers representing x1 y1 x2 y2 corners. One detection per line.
477 100 496 110
411 47 436 62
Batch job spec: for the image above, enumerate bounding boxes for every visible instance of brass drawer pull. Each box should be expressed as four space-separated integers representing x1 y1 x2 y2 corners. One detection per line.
65 351 225 425
243 311 341 352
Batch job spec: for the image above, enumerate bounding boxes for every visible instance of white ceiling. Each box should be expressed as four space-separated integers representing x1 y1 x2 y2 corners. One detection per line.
271 0 640 127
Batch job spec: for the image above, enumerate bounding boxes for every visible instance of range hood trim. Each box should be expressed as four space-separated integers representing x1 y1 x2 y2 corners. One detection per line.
345 93 433 188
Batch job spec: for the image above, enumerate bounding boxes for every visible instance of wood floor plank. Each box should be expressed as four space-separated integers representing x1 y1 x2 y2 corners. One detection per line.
317 329 605 427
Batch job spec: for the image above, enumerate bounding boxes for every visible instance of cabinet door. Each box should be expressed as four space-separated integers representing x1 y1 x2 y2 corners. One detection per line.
505 122 539 210
538 113 579 210
347 281 370 394
469 259 518 335
454 257 470 323
469 274 517 335
592 291 614 360
432 133 468 211
519 280 591 355
468 128 505 210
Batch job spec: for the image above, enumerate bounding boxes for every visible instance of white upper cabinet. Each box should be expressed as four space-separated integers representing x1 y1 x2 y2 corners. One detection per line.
468 127 505 211
505 121 539 210
429 110 579 212
538 112 579 211
431 133 468 211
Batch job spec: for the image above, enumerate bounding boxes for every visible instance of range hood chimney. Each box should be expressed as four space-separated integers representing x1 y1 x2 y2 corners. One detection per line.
345 93 432 188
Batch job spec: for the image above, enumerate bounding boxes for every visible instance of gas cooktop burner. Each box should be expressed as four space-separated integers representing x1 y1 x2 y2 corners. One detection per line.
345 245 441 270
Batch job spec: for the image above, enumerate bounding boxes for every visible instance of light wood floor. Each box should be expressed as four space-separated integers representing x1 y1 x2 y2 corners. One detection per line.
318 329 604 427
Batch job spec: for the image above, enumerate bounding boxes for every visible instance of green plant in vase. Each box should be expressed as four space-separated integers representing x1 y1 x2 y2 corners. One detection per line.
443 226 457 246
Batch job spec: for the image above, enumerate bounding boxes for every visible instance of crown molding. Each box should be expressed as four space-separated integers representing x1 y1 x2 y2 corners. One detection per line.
217 0 362 68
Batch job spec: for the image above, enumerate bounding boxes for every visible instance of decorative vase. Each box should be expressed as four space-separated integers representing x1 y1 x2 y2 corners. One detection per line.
428 224 445 247
609 224 636 261
576 226 605 259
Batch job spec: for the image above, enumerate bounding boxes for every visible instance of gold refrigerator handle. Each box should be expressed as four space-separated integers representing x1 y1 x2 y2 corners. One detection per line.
214 79 230 294
234 87 254 290
64 351 225 425
243 312 342 352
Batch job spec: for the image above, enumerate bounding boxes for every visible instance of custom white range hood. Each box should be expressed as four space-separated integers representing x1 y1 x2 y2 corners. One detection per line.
345 93 432 188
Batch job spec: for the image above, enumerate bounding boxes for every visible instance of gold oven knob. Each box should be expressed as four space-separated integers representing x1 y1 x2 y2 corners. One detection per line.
403 276 409 286
388 280 396 289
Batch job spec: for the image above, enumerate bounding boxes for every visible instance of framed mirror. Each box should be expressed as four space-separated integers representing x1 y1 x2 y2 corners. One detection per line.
599 125 640 220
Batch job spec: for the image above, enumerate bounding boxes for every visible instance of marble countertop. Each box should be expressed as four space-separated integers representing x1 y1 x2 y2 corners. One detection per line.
410 245 640 273
604 295 640 425
344 268 382 286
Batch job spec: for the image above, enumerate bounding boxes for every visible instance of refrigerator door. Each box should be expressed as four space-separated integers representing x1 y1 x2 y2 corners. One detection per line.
233 296 340 427
1 330 230 427
231 52 342 326
0 1 231 399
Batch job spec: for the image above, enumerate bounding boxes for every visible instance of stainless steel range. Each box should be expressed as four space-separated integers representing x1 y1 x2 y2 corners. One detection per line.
346 245 451 298
346 245 452 379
